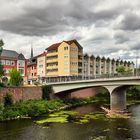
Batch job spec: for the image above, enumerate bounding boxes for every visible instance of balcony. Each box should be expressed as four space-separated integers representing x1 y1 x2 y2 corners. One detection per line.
47 65 58 69
78 52 83 56
47 52 58 57
47 58 58 63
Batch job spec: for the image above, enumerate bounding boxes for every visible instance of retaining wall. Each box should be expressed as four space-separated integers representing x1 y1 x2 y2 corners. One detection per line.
0 86 42 103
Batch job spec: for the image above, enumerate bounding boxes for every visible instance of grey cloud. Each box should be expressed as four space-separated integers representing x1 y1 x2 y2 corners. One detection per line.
131 42 140 51
0 0 121 36
119 13 140 31
114 32 130 44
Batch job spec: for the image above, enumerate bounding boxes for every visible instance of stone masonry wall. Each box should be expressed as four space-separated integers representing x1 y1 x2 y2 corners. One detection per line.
0 86 42 103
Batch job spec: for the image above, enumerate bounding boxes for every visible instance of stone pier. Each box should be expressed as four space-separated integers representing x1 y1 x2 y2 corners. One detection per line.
104 85 129 114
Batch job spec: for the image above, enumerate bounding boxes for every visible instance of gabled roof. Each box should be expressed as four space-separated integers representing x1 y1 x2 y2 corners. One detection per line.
37 51 47 57
46 39 83 50
18 53 25 60
46 42 61 50
1 49 19 58
1 49 26 60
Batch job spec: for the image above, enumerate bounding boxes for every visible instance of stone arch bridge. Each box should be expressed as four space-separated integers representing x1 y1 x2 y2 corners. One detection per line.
48 77 140 113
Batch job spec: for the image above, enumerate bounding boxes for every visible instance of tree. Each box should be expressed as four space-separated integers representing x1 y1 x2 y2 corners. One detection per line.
116 66 133 75
9 68 23 86
0 39 4 47
0 63 4 81
0 39 4 82
126 68 133 74
116 66 126 74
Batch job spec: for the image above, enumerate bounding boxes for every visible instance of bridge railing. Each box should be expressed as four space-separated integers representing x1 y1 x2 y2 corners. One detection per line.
45 73 140 83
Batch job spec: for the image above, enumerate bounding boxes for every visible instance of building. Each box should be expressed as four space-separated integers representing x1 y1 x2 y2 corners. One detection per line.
0 49 27 82
27 50 47 84
27 56 37 84
83 54 134 78
37 51 47 83
25 39 135 83
46 39 83 81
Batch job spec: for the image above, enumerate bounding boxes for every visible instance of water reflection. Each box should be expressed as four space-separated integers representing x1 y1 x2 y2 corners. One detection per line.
0 104 140 140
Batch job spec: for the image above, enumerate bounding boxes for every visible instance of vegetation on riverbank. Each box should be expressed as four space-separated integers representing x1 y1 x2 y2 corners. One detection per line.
0 91 110 121
0 85 140 121
0 99 65 121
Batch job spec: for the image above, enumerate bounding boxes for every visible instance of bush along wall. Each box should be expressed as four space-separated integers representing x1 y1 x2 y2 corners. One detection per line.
42 85 53 100
4 93 13 107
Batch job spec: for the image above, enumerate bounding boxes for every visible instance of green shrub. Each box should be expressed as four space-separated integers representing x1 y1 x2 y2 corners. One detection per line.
42 85 53 100
4 93 13 107
0 82 4 87
45 100 64 110
3 109 20 119
127 86 140 100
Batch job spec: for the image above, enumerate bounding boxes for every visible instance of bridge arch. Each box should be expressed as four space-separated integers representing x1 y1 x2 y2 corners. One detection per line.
54 86 109 99
50 77 140 113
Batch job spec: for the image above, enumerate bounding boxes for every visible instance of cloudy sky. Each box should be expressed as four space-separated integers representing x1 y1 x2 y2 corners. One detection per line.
0 0 140 65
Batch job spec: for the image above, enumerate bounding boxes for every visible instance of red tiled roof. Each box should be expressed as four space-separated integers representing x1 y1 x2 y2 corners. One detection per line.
46 39 82 50
37 51 47 57
46 42 61 50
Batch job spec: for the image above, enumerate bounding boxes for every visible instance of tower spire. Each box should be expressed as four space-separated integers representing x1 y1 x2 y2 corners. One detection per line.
31 44 33 58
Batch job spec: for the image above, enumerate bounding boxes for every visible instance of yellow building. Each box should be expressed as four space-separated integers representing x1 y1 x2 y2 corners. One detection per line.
46 40 83 79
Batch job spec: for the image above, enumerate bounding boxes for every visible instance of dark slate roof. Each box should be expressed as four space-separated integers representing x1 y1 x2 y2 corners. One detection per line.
18 53 25 60
1 49 19 58
1 49 25 60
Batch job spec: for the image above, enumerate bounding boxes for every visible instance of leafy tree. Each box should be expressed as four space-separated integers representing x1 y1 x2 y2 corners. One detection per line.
0 39 4 47
116 66 126 74
0 39 4 82
116 66 133 75
9 68 23 86
0 64 4 81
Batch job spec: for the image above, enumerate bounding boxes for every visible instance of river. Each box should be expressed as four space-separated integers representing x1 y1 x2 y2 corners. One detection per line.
0 104 140 140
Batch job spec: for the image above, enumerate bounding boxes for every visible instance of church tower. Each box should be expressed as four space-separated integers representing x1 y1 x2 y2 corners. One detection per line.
31 46 33 58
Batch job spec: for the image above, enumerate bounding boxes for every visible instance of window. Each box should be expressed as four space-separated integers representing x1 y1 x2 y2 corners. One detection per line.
39 65 43 68
71 68 78 72
18 60 25 67
11 61 15 66
64 47 68 50
1 60 5 65
71 54 77 58
6 60 10 65
64 54 68 58
71 47 78 51
64 61 68 65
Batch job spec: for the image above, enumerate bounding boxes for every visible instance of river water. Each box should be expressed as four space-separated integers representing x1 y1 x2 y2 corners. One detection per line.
0 104 140 140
